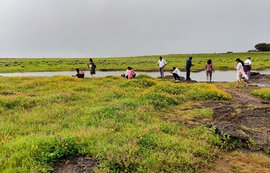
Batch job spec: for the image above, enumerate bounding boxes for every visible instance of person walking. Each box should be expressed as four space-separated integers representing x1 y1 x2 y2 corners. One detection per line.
186 56 193 81
235 58 248 87
205 59 215 83
244 57 252 79
157 56 167 78
88 58 96 78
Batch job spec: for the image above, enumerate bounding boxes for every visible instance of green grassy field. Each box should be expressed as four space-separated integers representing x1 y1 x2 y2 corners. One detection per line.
1 52 270 73
0 75 236 172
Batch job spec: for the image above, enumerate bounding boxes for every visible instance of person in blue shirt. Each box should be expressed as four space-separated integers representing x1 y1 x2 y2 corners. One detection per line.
186 56 193 80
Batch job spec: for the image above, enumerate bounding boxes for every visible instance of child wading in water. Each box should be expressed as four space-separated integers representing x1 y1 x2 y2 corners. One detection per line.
205 59 215 83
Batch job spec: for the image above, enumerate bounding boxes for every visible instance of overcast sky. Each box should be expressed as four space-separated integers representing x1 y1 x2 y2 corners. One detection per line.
0 0 269 58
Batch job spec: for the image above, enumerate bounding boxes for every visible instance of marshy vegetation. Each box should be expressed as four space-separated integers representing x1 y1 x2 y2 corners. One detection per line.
0 75 239 172
1 52 270 73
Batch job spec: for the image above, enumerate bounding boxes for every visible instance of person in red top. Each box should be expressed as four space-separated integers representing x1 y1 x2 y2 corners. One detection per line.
205 59 215 83
128 67 136 79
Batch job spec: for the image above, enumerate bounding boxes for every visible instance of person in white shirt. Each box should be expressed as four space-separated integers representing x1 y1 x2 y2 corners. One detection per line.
171 67 181 80
125 67 130 79
235 58 248 87
244 57 252 79
157 56 167 78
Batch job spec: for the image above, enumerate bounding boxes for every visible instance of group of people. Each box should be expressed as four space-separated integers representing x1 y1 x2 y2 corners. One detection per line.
73 58 96 78
158 56 252 85
73 56 253 87
157 56 194 81
157 56 195 81
157 56 182 80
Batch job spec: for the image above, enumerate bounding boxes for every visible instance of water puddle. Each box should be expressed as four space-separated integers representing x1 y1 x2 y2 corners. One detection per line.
0 70 269 82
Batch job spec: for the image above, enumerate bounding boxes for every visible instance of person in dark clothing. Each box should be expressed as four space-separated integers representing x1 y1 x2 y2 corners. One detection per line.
244 57 252 79
73 68 85 78
186 56 193 80
88 58 96 78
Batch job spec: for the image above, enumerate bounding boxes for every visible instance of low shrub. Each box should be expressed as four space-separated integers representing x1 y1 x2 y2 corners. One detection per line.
121 78 157 88
135 74 154 80
141 89 182 109
253 88 270 100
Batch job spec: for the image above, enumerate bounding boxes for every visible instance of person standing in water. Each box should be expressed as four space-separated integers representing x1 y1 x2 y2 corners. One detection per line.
157 56 167 78
205 59 215 83
186 56 193 81
235 58 248 87
88 58 96 78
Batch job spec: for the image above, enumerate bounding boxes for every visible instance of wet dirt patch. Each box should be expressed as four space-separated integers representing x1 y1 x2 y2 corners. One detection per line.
213 106 270 148
250 74 270 87
0 92 15 96
52 156 98 173
202 75 270 150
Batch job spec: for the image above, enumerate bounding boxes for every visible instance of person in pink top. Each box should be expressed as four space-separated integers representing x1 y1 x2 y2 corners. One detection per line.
205 59 215 83
128 67 136 79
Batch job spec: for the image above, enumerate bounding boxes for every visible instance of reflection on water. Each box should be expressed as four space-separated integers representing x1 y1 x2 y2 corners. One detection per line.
0 70 269 82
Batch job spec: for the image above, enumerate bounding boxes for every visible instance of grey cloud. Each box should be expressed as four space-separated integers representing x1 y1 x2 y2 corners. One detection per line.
0 0 269 58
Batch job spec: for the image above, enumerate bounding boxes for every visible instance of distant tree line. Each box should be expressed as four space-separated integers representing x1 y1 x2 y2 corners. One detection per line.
255 43 270 51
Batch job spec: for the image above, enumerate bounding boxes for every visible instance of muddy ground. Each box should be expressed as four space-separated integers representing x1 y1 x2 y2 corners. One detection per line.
204 73 270 150
198 73 270 173
52 156 98 173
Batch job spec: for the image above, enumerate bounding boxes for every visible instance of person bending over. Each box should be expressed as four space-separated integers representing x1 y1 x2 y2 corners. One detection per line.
128 67 136 79
171 67 181 80
73 68 85 78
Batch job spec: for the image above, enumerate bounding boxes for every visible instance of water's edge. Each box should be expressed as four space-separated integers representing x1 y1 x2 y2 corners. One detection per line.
1 70 270 82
